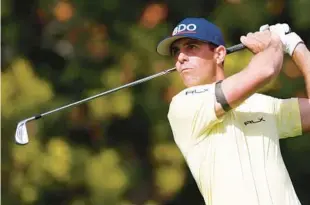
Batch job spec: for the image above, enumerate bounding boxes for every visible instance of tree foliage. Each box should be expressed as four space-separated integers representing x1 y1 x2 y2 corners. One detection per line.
2 0 310 204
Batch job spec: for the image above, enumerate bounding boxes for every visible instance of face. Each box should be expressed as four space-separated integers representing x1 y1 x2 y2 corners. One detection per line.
171 38 218 87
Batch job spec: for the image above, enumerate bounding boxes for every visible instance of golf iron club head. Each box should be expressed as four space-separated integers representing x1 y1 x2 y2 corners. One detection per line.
15 117 37 145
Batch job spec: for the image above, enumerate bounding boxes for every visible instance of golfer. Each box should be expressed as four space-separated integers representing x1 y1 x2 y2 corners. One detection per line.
156 18 310 205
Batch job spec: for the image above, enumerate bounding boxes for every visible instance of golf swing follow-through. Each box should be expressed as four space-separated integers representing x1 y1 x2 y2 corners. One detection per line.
14 17 310 205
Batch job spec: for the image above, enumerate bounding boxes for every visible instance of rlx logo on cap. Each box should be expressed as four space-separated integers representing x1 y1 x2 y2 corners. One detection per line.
172 24 197 36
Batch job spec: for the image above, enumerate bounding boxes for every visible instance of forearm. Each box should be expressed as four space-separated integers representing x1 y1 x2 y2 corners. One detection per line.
217 44 283 117
227 44 284 103
249 44 284 77
292 43 310 98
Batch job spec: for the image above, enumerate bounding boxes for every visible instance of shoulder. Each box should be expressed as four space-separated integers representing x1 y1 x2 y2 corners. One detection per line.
243 93 277 104
237 93 281 113
168 84 215 116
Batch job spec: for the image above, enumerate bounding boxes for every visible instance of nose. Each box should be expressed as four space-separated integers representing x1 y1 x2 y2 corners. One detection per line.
177 52 189 64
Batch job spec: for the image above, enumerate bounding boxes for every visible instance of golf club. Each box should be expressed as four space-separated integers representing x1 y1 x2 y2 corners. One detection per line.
14 43 246 145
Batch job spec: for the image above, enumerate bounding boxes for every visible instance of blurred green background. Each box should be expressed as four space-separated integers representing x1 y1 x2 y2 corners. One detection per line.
2 0 310 204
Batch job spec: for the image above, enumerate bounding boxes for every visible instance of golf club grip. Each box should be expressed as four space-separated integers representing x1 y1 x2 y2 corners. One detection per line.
227 43 246 54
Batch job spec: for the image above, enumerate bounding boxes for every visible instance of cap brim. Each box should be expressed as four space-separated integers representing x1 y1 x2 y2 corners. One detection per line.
156 35 216 56
156 36 188 56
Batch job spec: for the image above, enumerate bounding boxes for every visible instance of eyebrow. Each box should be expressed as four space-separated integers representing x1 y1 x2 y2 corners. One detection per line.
170 39 202 55
171 39 201 49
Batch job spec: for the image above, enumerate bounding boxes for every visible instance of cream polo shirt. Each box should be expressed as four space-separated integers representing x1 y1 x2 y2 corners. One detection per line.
167 83 302 205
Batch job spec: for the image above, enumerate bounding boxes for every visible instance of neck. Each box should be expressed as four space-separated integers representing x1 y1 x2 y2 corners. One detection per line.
215 68 225 81
185 66 226 88
212 66 225 83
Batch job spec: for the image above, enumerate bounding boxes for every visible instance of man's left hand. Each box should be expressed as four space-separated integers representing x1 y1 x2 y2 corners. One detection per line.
260 23 304 56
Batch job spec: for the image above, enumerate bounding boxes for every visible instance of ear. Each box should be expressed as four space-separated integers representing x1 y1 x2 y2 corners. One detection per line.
214 45 226 65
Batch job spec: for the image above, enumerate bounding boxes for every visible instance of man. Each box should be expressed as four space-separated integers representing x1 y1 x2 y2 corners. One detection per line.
156 17 310 205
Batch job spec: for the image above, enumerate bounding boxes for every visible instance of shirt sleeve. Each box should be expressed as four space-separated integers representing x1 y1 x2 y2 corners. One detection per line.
167 85 224 142
274 97 302 139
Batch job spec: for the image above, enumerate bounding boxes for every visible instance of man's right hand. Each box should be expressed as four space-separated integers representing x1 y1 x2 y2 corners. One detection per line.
240 29 283 54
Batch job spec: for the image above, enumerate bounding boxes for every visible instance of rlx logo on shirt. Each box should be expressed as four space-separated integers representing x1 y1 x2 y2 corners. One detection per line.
244 117 266 126
185 88 209 95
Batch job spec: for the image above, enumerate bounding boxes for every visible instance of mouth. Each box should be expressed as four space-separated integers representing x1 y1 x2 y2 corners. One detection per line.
181 68 192 73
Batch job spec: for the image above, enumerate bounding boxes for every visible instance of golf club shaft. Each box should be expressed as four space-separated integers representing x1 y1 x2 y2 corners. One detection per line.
35 67 176 119
27 43 246 122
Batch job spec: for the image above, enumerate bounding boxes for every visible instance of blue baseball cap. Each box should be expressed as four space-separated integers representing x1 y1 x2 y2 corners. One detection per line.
156 18 226 56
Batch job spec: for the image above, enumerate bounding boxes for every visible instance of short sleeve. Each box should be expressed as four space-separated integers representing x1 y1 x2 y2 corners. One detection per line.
167 84 224 143
274 97 302 139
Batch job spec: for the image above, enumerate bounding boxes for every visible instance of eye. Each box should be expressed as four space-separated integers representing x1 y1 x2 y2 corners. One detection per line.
187 44 198 49
171 47 180 57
